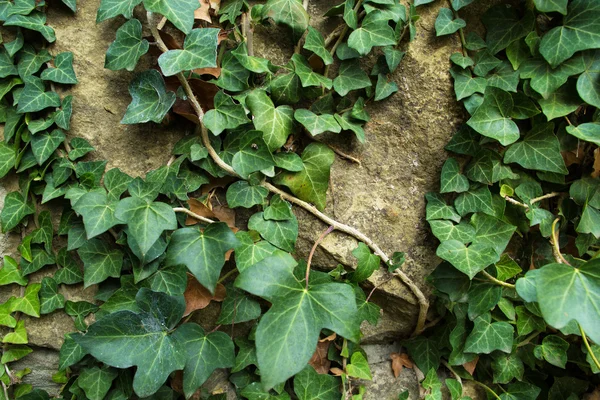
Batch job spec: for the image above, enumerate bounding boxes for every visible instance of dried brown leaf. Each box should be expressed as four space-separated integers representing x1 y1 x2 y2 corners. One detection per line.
390 352 413 378
186 198 216 225
592 147 600 179
183 275 226 316
308 341 331 374
330 367 345 376
463 357 479 376
195 0 212 22
212 204 236 229
193 67 221 78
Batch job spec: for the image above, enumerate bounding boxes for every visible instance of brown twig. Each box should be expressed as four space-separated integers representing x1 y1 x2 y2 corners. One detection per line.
551 218 571 265
173 207 215 224
530 192 561 205
306 226 335 289
481 270 516 289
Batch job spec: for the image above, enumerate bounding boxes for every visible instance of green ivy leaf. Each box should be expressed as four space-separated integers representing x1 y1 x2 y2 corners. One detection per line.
471 213 516 256
78 239 123 287
450 67 487 101
1 191 34 232
233 231 277 273
346 352 372 380
334 112 366 143
467 283 502 320
538 80 582 120
350 243 380 283
2 320 27 344
17 76 60 113
436 240 499 279
204 91 250 135
147 264 187 296
577 50 600 108
374 74 398 101
467 87 519 146
5 11 56 43
21 247 54 276
39 277 65 314
5 29 24 58
486 61 519 92
304 27 333 65
504 123 568 174
425 193 461 223
0 256 27 286
31 129 65 165
68 137 95 161
535 259 600 344
41 52 77 84
74 289 187 398
273 143 334 211
121 70 176 124
435 8 465 36
55 95 73 130
440 158 469 193
166 223 239 293
0 345 32 364
261 0 309 38
78 366 118 400
176 323 235 398
333 60 371 96
533 335 569 368
347 12 396 55
499 382 541 400
235 252 360 390
491 353 524 384
291 54 333 89
248 212 298 252
566 123 600 146
227 130 275 178
520 55 585 99
450 53 474 69
217 283 262 324
115 196 177 257
293 365 340 400
0 142 16 179
264 195 294 221
54 248 84 285
143 0 200 33
158 28 219 76
482 5 534 54
226 181 268 209
404 337 440 373
429 220 475 243
215 52 249 92
11 283 41 317
539 0 600 68
270 72 301 105
464 315 514 354
105 19 149 72
246 90 294 152
232 43 275 74
73 191 122 239
96 0 141 22
294 109 341 136
534 0 567 14
454 185 496 216
515 305 546 336
104 168 133 202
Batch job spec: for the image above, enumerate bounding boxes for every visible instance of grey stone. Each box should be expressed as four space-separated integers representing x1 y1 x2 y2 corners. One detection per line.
10 347 62 396
362 343 420 400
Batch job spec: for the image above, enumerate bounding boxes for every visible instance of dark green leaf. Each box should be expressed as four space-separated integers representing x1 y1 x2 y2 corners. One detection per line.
158 28 219 76
121 70 176 124
105 19 149 72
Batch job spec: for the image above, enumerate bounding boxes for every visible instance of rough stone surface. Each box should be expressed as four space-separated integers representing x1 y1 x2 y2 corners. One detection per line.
362 343 420 400
10 347 62 395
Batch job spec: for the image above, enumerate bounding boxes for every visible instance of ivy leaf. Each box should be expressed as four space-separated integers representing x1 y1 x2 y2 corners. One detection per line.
261 0 309 38
121 70 176 124
374 74 398 101
429 220 475 243
143 0 200 34
17 76 60 113
5 12 56 43
74 289 187 398
232 337 258 373
566 123 600 146
435 8 465 36
0 345 32 363
346 352 372 380
464 315 514 354
577 50 600 108
535 259 600 344
96 0 142 22
515 306 545 336
454 185 496 216
233 231 277 273
217 283 261 324
235 252 360 390
30 129 64 165
68 137 95 161
21 247 54 276
232 43 276 74
55 95 73 130
533 335 569 368
293 365 341 400
215 52 249 92
273 143 334 211
228 130 275 178
383 47 405 73
204 91 250 135
304 27 333 65
482 5 534 54
2 320 27 344
274 152 304 172
41 52 77 84
5 29 24 58
440 158 469 193
333 60 372 96
11 283 41 317
520 55 585 99
39 277 65 314
471 213 516 256
270 73 301 105
175 323 235 398
504 123 568 174
534 0 567 14
425 193 461 223
436 240 499 279
78 239 123 287
226 181 268 209
294 109 341 136
246 90 294 152
499 382 541 400
491 353 524 384
78 366 118 400
467 283 502 320
0 142 16 179
539 0 600 68
73 191 122 239
1 191 34 232
467 87 519 146
404 337 440 373
158 28 219 76
0 256 27 286
17 46 51 78
105 19 149 72
450 67 487 101
291 54 333 89
335 112 366 143
115 197 177 257
350 243 380 283
264 195 294 221
166 223 239 294
248 212 298 253
347 12 396 56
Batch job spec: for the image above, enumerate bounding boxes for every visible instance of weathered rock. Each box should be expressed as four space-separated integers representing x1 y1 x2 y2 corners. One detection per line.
10 347 62 396
362 343 420 400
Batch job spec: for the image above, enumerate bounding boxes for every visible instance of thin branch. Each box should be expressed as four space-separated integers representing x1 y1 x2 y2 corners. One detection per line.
302 0 309 10
324 24 346 47
580 323 600 371
366 276 394 302
551 218 571 265
441 360 462 384
173 207 215 224
530 192 561 205
157 16 167 30
306 226 335 290
517 331 540 348
480 270 516 289
217 269 238 284
503 195 528 209
471 381 501 400
1 380 8 400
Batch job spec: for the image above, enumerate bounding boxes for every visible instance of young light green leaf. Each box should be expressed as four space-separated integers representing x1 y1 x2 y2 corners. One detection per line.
246 90 294 151
121 70 176 124
429 220 475 243
293 365 341 400
1 320 27 344
346 352 372 380
41 52 77 84
10 283 41 317
105 19 149 72
350 242 380 283
158 28 219 76
0 256 27 286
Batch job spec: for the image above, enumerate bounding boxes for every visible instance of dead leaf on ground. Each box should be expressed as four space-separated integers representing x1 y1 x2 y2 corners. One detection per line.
186 198 217 225
309 341 331 374
330 367 345 376
193 67 221 78
188 79 219 111
173 99 199 124
390 352 413 378
195 0 212 22
463 357 479 376
184 275 226 316
320 333 337 342
213 204 236 229
201 176 236 196
592 147 600 178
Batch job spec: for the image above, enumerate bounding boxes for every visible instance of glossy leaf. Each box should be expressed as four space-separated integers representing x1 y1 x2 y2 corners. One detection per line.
105 19 149 72
158 28 219 76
